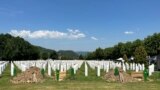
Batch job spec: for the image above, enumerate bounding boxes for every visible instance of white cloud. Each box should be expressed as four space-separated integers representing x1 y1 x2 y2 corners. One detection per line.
124 31 134 35
91 36 98 41
67 29 85 39
9 29 85 40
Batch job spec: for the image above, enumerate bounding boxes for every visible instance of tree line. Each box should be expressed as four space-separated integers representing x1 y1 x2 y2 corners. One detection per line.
86 33 160 66
1 32 160 63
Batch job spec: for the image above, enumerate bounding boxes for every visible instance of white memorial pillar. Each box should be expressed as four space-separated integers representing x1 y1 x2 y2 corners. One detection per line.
60 65 63 72
74 65 77 74
149 65 152 76
142 64 145 71
135 64 139 72
57 63 60 70
85 62 88 77
149 64 155 76
11 61 14 76
106 65 109 73
133 63 135 70
48 63 51 76
97 65 100 77
123 63 126 72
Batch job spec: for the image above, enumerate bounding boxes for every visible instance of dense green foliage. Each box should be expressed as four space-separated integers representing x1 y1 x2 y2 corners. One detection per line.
0 34 39 60
86 39 144 60
41 52 49 60
0 34 58 60
114 67 119 76
86 48 104 60
86 33 160 64
134 46 148 66
144 33 160 56
38 46 58 60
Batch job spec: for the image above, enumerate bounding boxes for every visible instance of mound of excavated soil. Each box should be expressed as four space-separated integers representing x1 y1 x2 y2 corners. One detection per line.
11 67 44 84
103 68 138 83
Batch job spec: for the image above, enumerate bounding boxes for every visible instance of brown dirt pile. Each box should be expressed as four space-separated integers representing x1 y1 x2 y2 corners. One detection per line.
103 68 138 83
11 67 44 84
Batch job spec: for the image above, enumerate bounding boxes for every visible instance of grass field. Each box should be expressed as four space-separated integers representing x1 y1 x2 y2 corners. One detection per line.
0 63 160 90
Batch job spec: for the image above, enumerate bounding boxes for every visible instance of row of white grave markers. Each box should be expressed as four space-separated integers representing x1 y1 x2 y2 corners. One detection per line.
129 63 145 72
48 59 83 76
12 59 83 77
15 60 47 71
10 60 155 77
0 61 8 76
12 60 47 76
87 60 146 77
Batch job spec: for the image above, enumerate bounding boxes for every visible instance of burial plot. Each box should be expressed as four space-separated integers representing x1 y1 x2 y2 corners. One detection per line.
48 59 83 81
10 67 44 84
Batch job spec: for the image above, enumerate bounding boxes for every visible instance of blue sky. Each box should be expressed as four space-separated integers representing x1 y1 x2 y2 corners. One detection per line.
0 0 160 51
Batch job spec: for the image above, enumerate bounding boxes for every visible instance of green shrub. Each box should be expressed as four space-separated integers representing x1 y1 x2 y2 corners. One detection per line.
114 67 119 76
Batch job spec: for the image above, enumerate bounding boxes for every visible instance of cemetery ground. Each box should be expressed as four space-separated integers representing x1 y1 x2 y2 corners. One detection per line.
0 63 160 90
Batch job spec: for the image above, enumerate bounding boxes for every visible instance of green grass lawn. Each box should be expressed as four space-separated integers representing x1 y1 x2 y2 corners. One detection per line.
0 63 160 90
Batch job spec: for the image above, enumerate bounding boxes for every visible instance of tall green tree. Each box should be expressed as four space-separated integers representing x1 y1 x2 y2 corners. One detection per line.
104 47 114 59
134 46 148 66
144 33 160 56
123 42 132 57
42 52 49 60
86 52 94 60
49 51 58 59
94 47 104 60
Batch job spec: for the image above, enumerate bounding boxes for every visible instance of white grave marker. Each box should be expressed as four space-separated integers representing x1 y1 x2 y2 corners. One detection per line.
85 62 88 76
97 65 100 77
11 62 14 76
48 63 51 76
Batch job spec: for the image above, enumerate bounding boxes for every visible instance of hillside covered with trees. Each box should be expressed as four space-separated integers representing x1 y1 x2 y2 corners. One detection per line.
0 34 58 60
58 50 79 60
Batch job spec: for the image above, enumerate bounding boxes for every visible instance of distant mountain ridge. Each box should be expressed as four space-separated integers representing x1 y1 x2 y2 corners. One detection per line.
58 50 79 60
